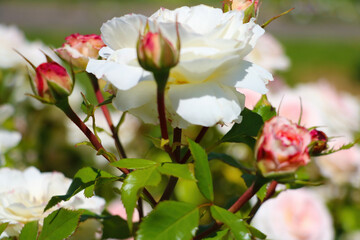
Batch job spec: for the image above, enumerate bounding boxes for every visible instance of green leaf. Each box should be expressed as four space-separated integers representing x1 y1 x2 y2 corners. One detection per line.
111 158 158 169
253 95 276 122
0 222 9 236
74 141 96 150
188 139 214 201
247 225 267 239
256 184 268 202
121 166 162 230
97 95 115 107
208 152 255 173
221 108 263 147
203 229 229 240
45 167 119 211
102 215 131 239
137 201 199 240
158 163 196 180
19 221 38 240
210 205 251 240
38 209 82 240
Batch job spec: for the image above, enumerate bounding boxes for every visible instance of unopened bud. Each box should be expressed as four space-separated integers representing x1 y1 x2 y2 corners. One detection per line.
34 62 73 103
137 31 179 72
309 129 328 155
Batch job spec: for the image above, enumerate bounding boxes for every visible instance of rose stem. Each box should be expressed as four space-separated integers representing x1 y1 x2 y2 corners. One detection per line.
87 73 127 159
193 178 265 240
246 180 278 224
159 127 208 202
159 128 182 202
180 127 209 163
56 98 157 207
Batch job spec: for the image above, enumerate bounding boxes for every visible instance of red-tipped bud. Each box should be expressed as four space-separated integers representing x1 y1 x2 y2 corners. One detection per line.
34 62 73 102
309 129 328 155
255 116 312 177
137 31 179 72
55 33 105 69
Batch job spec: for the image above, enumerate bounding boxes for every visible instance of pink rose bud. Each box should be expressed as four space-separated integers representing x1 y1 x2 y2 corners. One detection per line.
56 33 105 69
255 116 312 176
35 62 73 102
309 129 328 155
137 31 179 72
232 0 259 23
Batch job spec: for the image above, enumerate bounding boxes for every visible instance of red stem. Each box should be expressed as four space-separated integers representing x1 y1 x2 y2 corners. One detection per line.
247 180 278 224
88 73 127 158
180 127 209 164
57 99 157 207
194 178 265 240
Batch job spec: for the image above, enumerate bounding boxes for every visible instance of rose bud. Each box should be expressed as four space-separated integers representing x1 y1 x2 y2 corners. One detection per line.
255 116 312 177
137 31 179 73
56 33 105 69
232 0 259 23
309 129 328 155
34 62 73 103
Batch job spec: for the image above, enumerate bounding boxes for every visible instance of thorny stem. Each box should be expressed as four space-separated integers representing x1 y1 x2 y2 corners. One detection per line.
87 73 127 159
193 177 266 240
56 98 157 207
246 180 278 224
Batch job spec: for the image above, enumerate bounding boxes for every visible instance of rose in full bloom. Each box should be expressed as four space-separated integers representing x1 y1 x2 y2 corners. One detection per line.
34 62 73 102
255 116 312 175
0 167 105 238
86 5 273 129
251 189 334 240
56 33 105 69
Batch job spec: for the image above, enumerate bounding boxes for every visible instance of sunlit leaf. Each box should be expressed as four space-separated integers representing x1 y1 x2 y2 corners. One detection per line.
19 221 38 240
38 209 82 240
188 139 214 201
137 201 199 240
158 163 196 180
111 158 158 169
121 166 162 230
210 205 251 240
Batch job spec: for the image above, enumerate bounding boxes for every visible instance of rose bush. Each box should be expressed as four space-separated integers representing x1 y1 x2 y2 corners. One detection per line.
86 4 273 128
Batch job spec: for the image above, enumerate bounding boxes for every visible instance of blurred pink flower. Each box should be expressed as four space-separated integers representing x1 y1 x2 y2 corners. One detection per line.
252 189 334 240
244 33 290 73
316 138 360 187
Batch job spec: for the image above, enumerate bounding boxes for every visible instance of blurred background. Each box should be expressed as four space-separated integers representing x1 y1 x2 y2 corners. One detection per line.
0 0 360 239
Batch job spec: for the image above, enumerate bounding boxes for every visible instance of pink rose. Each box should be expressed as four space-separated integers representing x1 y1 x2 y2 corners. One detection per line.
252 189 334 240
35 62 72 101
56 33 105 69
255 116 312 175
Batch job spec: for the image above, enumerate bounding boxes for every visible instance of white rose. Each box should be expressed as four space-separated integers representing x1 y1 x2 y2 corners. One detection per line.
87 5 273 129
251 189 334 240
0 167 105 238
